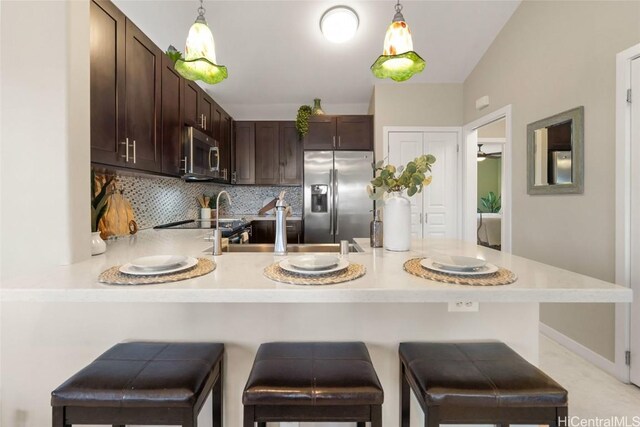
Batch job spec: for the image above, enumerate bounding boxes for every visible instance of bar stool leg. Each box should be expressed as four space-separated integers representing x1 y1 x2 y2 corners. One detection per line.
212 361 223 427
52 407 70 427
371 405 382 427
400 361 410 427
425 407 439 427
244 405 255 427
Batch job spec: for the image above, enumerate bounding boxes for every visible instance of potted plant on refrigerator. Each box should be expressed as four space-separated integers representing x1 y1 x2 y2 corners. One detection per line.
366 154 435 251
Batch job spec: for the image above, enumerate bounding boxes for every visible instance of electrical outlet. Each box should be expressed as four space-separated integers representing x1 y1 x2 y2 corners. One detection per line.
448 301 479 312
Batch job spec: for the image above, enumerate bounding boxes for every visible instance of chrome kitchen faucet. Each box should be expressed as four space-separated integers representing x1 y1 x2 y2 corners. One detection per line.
212 191 231 256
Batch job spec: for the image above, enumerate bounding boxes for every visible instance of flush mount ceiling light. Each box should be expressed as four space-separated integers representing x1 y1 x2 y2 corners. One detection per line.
166 0 228 85
371 0 425 82
320 6 359 43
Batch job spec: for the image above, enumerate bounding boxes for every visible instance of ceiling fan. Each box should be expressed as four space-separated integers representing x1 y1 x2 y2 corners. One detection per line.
477 144 502 162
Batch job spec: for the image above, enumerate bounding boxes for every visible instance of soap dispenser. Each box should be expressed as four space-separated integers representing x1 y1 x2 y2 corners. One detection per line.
370 209 383 248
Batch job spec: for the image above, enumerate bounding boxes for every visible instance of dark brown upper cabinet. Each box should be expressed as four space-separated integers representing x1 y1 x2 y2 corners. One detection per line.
303 115 373 151
234 121 302 186
161 54 183 176
233 122 255 185
183 80 200 128
336 116 373 150
199 93 214 135
219 108 232 183
90 0 125 167
303 115 336 150
279 122 303 185
90 0 161 173
123 19 162 173
255 122 281 185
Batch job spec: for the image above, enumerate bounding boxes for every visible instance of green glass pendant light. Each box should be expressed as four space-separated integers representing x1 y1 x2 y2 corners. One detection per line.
167 0 228 85
371 0 425 82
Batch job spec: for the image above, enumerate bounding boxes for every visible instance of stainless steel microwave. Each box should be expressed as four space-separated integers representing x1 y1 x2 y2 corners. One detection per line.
181 126 220 181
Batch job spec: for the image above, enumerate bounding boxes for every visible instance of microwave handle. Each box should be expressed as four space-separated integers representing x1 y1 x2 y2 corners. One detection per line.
209 146 219 172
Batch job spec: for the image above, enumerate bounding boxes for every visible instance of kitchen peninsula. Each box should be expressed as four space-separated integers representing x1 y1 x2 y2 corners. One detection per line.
1 231 631 427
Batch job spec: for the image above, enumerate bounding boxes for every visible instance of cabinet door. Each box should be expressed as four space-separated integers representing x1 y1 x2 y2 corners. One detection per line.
90 0 125 167
286 221 303 244
221 112 233 183
124 19 162 173
279 121 303 185
303 116 336 150
161 54 183 176
336 115 373 150
183 80 199 127
199 92 214 135
212 105 228 181
251 221 275 244
255 122 280 185
234 122 255 184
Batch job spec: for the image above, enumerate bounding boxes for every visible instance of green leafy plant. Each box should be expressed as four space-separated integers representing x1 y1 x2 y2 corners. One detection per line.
296 105 313 138
480 191 501 213
208 194 218 209
91 171 115 233
367 154 436 200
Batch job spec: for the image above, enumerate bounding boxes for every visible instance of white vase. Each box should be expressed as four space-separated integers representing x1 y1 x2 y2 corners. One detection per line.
383 191 412 251
91 231 106 256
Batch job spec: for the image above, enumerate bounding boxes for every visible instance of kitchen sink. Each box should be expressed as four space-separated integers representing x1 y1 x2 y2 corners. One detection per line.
204 243 364 253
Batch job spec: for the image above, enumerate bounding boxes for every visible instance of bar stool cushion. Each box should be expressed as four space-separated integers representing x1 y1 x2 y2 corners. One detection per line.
51 342 224 408
243 342 384 406
399 341 567 408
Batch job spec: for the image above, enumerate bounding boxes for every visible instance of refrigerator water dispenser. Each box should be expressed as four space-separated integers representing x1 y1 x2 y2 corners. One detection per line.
311 185 328 213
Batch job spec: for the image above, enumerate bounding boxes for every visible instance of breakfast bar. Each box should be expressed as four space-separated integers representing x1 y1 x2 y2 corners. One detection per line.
0 230 631 427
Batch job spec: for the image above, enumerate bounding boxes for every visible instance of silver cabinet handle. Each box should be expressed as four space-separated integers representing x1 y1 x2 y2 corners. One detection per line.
338 136 341 148
132 140 136 164
332 136 336 149
328 169 334 235
334 169 339 235
120 137 129 162
180 156 188 173
204 115 207 130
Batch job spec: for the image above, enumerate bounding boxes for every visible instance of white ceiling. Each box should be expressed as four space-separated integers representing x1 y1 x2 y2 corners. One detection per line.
114 0 520 114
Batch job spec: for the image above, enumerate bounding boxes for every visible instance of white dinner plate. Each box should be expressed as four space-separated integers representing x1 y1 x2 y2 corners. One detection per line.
420 258 498 276
120 257 198 276
287 255 340 271
279 258 349 276
130 255 189 272
430 255 487 271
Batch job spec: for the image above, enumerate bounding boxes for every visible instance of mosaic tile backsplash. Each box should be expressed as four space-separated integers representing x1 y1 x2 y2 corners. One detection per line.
106 171 302 230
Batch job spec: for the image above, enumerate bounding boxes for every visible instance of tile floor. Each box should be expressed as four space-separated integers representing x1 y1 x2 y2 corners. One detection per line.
540 335 640 418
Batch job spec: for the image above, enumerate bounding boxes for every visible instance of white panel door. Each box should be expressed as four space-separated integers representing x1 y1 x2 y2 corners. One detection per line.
388 132 424 238
423 132 459 237
630 56 640 386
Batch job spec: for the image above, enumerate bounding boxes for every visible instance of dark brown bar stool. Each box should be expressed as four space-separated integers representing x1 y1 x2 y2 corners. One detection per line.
51 342 224 427
243 342 384 427
399 341 568 427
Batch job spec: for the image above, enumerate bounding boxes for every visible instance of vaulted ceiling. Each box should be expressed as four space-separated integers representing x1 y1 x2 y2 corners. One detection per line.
114 0 520 116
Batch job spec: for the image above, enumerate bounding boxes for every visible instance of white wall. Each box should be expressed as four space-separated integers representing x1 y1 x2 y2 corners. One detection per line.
0 1 91 280
463 0 640 361
225 102 369 121
371 83 464 158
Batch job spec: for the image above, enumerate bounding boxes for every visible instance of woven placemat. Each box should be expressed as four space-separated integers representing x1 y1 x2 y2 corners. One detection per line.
263 262 366 286
99 258 216 286
403 258 516 286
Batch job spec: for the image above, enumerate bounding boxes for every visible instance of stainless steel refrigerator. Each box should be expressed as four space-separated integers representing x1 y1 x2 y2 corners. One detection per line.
304 151 373 243
550 150 572 184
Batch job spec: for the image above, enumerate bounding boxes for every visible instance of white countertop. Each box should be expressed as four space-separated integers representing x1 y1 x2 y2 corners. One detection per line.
0 230 631 303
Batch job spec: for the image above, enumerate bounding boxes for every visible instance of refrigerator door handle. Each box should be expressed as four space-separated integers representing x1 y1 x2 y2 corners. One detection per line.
334 169 339 236
329 169 334 236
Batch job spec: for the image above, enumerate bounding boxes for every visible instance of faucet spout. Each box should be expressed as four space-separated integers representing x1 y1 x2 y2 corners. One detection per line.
213 191 232 256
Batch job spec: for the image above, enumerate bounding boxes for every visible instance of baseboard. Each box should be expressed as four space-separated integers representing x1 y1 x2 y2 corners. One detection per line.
539 322 617 376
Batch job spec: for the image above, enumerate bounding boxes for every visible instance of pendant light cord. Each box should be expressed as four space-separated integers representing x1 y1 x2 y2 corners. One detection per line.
395 0 403 14
198 0 206 17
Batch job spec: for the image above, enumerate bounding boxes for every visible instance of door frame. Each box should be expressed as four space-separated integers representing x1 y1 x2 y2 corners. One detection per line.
614 42 640 383
462 105 513 253
383 127 463 239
